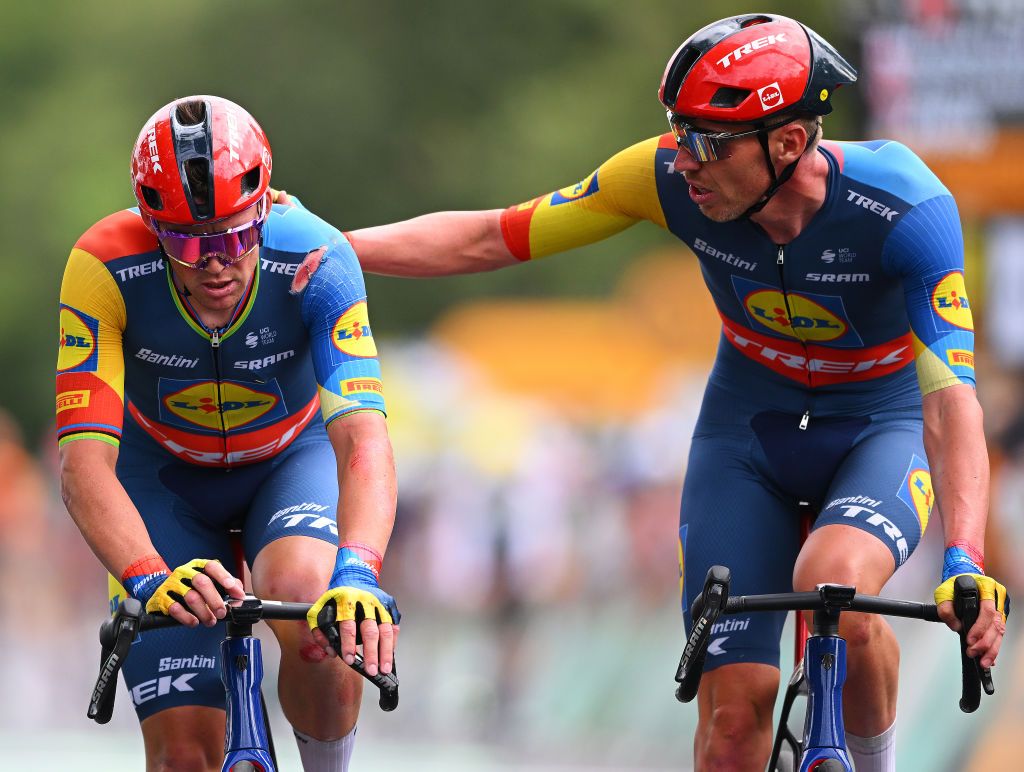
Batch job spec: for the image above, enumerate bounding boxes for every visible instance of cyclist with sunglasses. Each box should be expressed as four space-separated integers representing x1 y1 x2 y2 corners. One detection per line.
324 14 1008 771
57 95 399 771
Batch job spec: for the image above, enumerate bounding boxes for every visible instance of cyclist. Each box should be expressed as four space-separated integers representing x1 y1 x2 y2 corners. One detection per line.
327 14 1008 771
57 95 398 772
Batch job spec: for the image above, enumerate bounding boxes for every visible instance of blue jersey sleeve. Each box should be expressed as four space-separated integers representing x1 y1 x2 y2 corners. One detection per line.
300 235 386 424
883 193 975 394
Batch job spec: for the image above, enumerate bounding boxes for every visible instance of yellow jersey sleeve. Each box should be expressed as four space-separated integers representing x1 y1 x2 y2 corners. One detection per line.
56 246 127 447
500 136 671 260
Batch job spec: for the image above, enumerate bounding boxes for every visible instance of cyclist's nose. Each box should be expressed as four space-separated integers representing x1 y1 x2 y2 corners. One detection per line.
203 256 228 275
673 146 702 173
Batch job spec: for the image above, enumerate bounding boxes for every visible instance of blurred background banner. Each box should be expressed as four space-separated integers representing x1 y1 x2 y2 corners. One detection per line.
3 0 1022 769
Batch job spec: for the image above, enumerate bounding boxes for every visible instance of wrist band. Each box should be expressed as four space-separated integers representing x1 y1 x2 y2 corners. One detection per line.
942 540 985 582
121 554 171 602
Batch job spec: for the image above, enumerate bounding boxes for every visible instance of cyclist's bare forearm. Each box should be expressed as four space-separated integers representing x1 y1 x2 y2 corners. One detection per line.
922 384 989 547
327 412 397 553
350 209 518 277
59 439 160 578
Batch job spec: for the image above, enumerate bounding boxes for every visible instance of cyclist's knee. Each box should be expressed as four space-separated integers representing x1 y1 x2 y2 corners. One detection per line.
696 665 777 769
839 610 896 652
142 713 223 772
145 745 221 772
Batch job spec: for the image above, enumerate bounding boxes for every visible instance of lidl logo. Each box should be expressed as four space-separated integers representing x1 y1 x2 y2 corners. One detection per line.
162 381 280 430
551 171 600 206
745 289 847 341
341 377 384 395
332 301 377 358
931 272 973 331
947 349 975 369
56 390 90 413
897 455 933 532
57 305 99 373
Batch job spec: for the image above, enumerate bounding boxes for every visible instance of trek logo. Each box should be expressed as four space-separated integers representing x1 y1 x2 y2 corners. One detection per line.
163 381 280 430
116 259 164 282
693 237 757 271
707 637 729 656
846 189 900 221
332 301 377 358
835 504 910 564
260 258 299 276
930 272 973 331
57 305 99 373
717 32 788 68
135 348 198 368
233 350 295 370
159 655 216 672
551 171 600 206
226 110 241 163
758 82 784 111
131 673 197 706
146 127 162 173
805 273 870 283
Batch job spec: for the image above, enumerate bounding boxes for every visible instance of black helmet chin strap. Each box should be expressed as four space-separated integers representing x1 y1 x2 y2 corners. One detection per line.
741 121 818 219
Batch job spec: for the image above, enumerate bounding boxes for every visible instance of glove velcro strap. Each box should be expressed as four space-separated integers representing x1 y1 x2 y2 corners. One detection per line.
121 554 171 604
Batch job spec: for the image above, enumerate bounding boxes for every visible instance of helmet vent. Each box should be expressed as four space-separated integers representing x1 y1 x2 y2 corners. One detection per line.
739 15 773 28
175 100 207 127
710 87 750 108
663 46 702 106
140 185 163 211
182 157 212 218
241 167 261 198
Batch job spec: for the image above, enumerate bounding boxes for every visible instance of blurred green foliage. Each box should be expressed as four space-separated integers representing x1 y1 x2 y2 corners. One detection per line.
5 0 860 442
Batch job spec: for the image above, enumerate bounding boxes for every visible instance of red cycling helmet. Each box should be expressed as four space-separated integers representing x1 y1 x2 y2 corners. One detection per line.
131 95 272 226
658 14 857 122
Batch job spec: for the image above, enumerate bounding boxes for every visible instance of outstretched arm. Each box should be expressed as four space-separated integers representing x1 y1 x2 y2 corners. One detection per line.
348 209 518 277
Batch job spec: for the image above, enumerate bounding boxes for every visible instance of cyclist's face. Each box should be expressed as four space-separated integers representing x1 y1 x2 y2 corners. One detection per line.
672 120 774 223
161 200 262 322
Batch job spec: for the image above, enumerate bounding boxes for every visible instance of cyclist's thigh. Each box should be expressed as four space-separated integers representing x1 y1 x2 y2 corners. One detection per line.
816 412 932 570
113 452 240 722
242 430 339 582
680 431 802 672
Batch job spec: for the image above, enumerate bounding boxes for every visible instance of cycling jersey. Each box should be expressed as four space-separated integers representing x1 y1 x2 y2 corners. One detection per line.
500 135 975 420
500 135 964 670
56 204 385 466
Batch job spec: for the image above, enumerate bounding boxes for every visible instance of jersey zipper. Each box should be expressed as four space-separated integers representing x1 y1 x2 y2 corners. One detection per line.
776 244 813 430
209 329 231 462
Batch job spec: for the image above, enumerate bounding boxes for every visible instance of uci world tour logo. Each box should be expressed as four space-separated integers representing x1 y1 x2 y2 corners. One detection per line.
164 381 279 430
332 301 377 358
57 305 100 373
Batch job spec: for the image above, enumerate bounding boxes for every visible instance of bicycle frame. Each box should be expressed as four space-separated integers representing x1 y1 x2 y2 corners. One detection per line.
675 566 994 772
89 596 398 772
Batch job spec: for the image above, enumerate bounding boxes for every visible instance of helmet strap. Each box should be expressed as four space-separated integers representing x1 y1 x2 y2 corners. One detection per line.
741 129 799 218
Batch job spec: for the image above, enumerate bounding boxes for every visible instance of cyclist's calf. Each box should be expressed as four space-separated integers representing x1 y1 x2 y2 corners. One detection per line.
696 663 779 771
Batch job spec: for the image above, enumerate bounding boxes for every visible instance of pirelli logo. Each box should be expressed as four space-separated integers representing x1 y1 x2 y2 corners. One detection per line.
341 378 384 395
57 390 90 412
947 349 975 368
